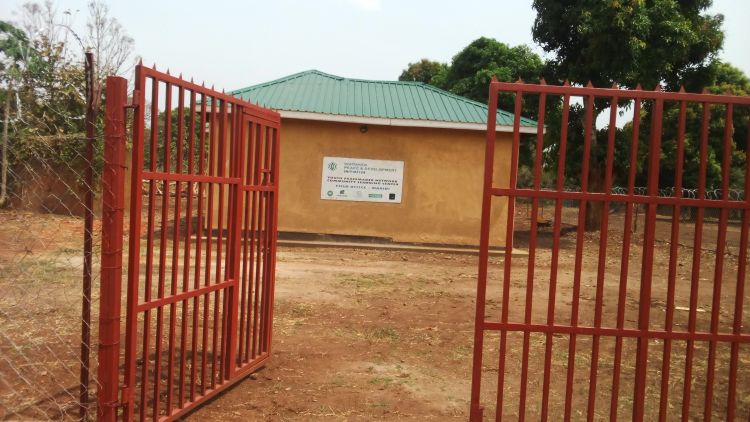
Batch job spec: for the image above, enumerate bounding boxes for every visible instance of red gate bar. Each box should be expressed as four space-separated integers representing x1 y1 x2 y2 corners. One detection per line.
727 108 750 421
98 76 128 422
469 80 750 421
99 64 281 422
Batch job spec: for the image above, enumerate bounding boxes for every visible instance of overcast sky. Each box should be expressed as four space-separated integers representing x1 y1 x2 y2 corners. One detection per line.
1 0 749 92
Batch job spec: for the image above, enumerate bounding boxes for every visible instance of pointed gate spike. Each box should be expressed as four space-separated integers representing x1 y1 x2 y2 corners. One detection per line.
586 80 594 88
563 79 570 86
491 75 498 83
539 77 547 85
679 85 686 93
611 81 619 89
635 83 643 90
138 57 143 65
516 77 524 83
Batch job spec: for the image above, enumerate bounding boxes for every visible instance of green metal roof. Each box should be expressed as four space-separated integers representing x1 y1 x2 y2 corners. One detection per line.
230 70 536 127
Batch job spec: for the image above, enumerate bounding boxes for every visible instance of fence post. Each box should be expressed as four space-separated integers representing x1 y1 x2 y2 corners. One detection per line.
97 76 128 422
80 50 96 422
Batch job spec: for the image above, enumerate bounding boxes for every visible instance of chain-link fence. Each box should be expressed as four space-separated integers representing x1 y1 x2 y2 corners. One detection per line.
0 53 103 421
0 130 101 421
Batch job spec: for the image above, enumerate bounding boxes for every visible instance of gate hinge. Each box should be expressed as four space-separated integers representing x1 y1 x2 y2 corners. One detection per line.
119 385 131 407
125 90 141 109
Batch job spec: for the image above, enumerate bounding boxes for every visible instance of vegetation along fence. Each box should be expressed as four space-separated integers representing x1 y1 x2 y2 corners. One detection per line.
1 2 135 419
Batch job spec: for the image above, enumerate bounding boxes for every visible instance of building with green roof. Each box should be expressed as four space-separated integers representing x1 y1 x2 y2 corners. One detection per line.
230 70 526 246
232 69 536 133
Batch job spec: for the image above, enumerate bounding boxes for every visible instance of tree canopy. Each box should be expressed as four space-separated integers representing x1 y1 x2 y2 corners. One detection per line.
657 60 749 190
398 59 447 86
399 37 547 142
399 1 746 230
532 0 725 91
531 0 733 227
0 1 135 206
0 21 35 76
443 37 545 104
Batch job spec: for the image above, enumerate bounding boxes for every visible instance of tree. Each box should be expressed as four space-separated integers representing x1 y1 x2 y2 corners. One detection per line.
398 37 545 107
658 61 748 191
446 38 548 170
442 37 545 104
13 1 134 131
398 59 448 86
532 0 724 91
0 1 135 208
398 38 547 169
143 107 207 172
84 0 135 108
0 21 36 207
532 0 726 229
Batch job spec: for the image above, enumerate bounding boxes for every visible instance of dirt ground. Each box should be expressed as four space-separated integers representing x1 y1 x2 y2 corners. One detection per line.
1 207 749 421
188 205 750 421
0 211 100 420
187 246 480 421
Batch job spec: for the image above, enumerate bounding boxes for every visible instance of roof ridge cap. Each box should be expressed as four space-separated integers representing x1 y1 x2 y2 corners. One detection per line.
230 69 324 94
232 70 450 94
305 70 427 85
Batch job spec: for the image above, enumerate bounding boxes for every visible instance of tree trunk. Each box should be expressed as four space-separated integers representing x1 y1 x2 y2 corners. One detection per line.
0 89 10 208
584 162 604 231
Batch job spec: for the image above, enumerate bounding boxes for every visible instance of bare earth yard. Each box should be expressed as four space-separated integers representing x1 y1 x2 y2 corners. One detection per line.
189 207 750 421
1 208 749 420
188 246 481 421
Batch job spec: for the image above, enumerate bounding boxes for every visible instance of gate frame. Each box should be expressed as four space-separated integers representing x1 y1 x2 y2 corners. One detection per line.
98 65 281 422
98 76 128 422
469 79 750 421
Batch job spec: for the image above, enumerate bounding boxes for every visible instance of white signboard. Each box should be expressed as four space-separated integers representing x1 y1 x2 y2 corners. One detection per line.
321 156 404 203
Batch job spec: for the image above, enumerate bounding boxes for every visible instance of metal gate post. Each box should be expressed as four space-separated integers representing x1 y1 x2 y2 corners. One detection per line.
633 96 664 420
224 106 245 380
469 78 499 422
97 76 128 422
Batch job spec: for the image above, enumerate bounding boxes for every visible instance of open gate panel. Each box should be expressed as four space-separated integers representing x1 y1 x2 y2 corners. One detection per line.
98 65 280 422
470 80 750 421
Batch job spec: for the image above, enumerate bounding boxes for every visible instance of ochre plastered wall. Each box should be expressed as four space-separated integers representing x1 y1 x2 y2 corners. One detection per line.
277 118 512 246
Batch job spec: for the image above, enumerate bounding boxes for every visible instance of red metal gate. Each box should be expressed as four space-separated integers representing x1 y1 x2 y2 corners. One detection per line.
98 64 281 421
470 80 750 421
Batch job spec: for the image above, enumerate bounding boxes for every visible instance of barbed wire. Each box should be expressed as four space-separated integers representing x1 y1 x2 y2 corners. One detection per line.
518 185 746 222
527 184 746 201
610 186 745 201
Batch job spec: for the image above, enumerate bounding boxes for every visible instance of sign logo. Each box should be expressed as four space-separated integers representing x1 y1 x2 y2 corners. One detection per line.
327 162 337 171
327 190 333 197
